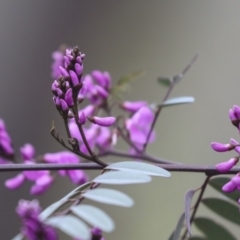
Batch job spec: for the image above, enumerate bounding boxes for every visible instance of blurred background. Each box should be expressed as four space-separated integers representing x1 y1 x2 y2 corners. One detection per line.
0 0 240 239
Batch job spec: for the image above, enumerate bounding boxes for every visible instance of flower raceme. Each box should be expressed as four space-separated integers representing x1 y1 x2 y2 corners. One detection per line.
211 105 240 204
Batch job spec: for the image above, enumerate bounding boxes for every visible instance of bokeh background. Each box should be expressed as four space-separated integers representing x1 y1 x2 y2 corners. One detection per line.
0 1 240 239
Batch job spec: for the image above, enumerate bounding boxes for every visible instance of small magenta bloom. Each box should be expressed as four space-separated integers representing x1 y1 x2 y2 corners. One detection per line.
88 116 116 127
5 174 25 189
120 101 148 113
215 158 239 172
222 180 237 192
51 50 64 79
92 70 111 90
16 200 58 240
0 118 14 158
5 144 53 195
126 106 155 148
211 142 235 152
230 138 240 154
43 151 88 185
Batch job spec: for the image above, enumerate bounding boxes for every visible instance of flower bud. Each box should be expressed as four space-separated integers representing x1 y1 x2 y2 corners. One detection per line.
120 101 148 112
75 63 83 76
233 105 240 118
79 112 86 125
231 173 240 185
69 70 80 87
65 88 74 107
215 157 239 172
88 116 116 127
5 174 25 189
59 66 69 78
60 99 69 115
222 180 237 192
211 142 235 152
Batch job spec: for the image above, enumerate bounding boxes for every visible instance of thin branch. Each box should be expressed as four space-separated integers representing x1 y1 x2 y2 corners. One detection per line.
181 175 211 240
0 162 239 174
142 55 199 153
50 127 94 161
72 103 107 167
98 149 180 164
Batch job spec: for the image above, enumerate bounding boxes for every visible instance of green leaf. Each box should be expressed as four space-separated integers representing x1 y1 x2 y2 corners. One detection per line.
157 77 171 87
40 182 91 221
185 189 198 236
82 188 134 207
168 212 185 240
110 70 144 97
93 170 152 185
161 97 194 107
209 177 240 202
194 217 237 240
71 204 115 232
46 215 90 240
11 234 23 240
116 70 144 87
106 161 171 177
202 198 240 225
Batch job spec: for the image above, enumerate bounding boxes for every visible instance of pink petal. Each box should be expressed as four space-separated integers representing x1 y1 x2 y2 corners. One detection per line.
5 174 25 189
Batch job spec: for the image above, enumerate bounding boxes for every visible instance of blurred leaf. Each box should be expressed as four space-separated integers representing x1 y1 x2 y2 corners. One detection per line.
185 189 198 236
168 212 185 240
194 217 236 240
106 161 171 177
161 97 194 107
40 182 91 221
82 188 134 207
46 215 90 240
157 77 171 87
110 70 144 97
71 204 114 232
93 170 152 185
209 177 240 202
11 234 23 240
202 198 240 225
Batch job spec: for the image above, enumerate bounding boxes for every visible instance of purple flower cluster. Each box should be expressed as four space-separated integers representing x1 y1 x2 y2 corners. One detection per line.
43 151 88 185
211 105 240 201
0 118 14 160
16 200 57 240
5 144 54 195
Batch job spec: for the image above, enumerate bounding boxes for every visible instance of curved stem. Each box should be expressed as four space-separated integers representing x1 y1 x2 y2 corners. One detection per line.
142 54 199 153
181 175 211 240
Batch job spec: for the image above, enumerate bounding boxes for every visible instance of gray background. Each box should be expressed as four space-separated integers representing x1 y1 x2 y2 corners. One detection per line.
0 1 239 239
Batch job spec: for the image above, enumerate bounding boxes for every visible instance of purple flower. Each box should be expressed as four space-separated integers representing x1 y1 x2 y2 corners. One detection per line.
120 101 148 113
215 158 239 172
125 106 155 150
88 116 116 127
92 70 111 90
211 142 235 152
0 118 14 158
43 151 88 185
82 71 111 105
16 200 58 240
222 180 237 192
5 144 53 195
51 50 64 79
